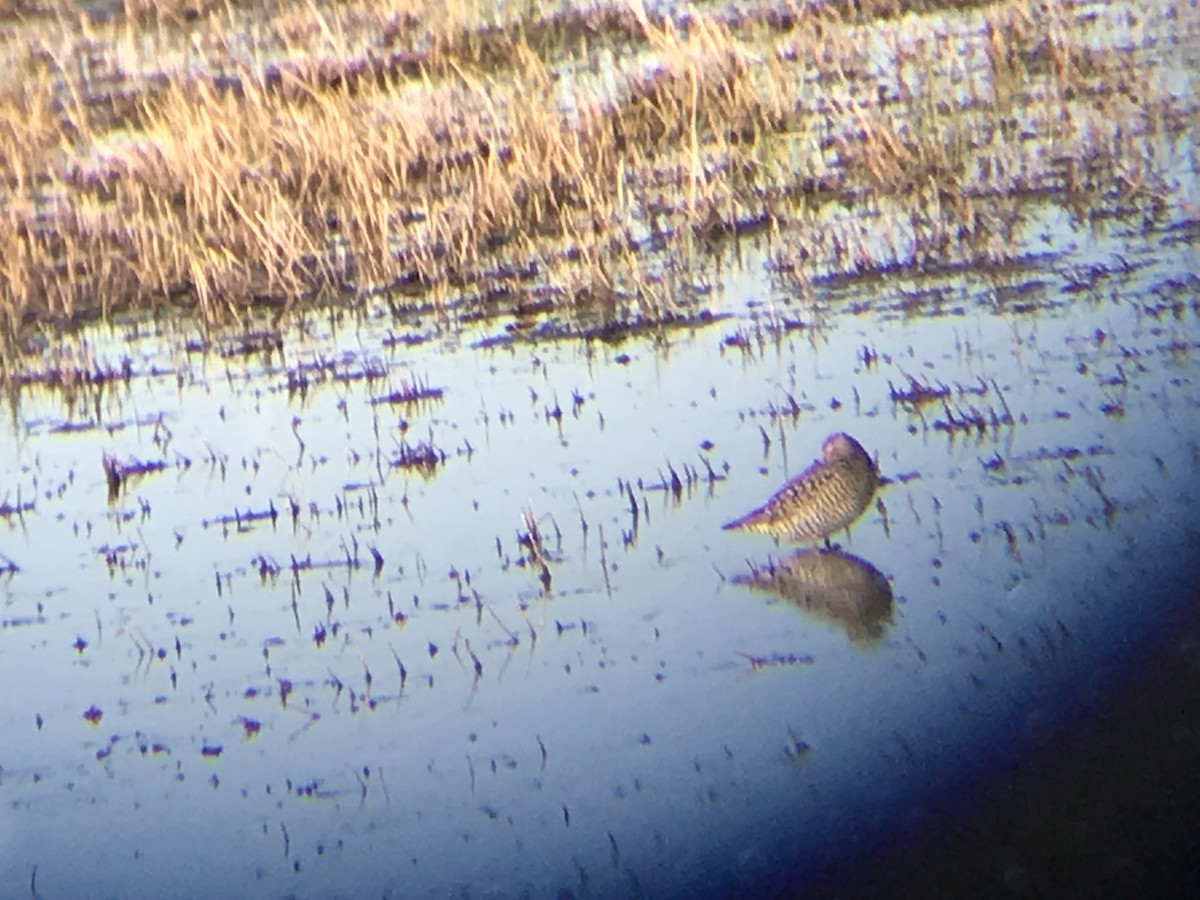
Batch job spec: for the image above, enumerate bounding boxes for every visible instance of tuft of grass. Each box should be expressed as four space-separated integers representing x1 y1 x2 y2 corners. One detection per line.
0 0 1193 343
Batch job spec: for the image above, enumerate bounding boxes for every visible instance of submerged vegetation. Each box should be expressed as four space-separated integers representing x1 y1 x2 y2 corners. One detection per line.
0 0 1195 339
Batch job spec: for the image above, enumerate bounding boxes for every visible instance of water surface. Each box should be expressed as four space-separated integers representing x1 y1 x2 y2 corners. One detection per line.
2 181 1198 898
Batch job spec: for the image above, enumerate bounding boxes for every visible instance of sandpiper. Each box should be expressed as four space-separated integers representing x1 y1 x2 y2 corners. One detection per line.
723 432 879 545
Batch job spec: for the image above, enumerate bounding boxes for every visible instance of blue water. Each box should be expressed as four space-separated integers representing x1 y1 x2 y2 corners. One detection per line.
2 189 1198 897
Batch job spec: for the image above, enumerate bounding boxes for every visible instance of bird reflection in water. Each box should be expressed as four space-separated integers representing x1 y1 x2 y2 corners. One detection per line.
733 548 894 645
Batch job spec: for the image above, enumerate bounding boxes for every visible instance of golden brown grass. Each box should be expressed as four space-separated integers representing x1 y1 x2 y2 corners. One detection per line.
0 0 1192 340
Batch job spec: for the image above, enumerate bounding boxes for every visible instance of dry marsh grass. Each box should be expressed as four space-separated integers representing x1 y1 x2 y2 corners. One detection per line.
0 0 1194 341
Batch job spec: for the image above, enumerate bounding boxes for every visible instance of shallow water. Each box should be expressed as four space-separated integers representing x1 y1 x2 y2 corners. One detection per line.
1 177 1198 898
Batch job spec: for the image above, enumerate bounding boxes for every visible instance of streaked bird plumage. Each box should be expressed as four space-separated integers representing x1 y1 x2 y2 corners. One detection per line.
723 433 878 543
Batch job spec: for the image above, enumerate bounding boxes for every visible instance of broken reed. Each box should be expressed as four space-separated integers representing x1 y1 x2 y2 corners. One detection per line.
0 0 1188 337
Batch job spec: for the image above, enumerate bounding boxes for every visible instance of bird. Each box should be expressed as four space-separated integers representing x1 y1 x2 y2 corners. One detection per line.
723 432 879 545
